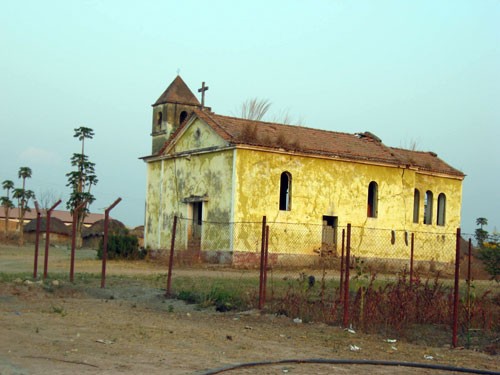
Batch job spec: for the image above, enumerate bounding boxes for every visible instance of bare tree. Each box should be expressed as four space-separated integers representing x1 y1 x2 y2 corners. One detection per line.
37 189 61 213
238 98 303 125
239 98 272 121
400 138 420 151
270 109 304 126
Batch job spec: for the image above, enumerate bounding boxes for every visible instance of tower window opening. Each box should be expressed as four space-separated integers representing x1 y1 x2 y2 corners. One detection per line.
180 111 188 125
367 181 378 218
424 190 433 225
157 111 163 126
413 189 420 223
437 193 446 226
279 172 292 211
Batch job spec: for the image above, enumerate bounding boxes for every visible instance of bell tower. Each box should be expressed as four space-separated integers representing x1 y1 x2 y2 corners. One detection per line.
151 76 200 154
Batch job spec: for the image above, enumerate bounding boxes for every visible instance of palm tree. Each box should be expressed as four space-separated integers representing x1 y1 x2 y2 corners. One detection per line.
476 217 488 230
68 127 96 248
2 180 14 194
12 188 24 226
74 126 94 156
72 127 94 197
18 167 32 190
1 180 15 234
475 217 489 248
17 167 33 246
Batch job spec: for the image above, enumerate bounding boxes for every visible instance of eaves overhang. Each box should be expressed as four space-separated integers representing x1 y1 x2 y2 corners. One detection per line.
141 142 464 181
233 144 465 181
140 145 236 163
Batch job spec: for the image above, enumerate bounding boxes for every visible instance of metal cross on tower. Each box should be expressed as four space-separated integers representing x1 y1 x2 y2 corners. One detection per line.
198 81 209 109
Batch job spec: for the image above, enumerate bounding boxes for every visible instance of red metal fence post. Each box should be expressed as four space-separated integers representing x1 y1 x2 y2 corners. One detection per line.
410 233 415 287
43 200 62 280
262 225 270 306
70 206 79 282
339 228 345 301
466 238 472 343
452 228 461 347
258 216 267 310
166 215 178 297
33 201 41 279
467 238 472 285
70 199 89 283
100 198 122 288
343 224 351 327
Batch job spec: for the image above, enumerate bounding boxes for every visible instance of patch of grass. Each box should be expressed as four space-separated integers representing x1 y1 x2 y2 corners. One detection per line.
0 272 33 282
173 277 255 311
268 271 342 323
75 273 99 284
51 305 67 317
177 290 198 304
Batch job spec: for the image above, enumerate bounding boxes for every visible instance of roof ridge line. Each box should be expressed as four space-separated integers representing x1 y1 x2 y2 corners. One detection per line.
206 112 360 137
196 110 236 140
390 146 435 154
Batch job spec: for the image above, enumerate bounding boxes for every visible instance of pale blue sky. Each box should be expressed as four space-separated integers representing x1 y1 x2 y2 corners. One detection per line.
1 0 498 234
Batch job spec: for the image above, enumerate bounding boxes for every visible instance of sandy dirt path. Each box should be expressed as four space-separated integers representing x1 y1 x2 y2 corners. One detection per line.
0 245 498 374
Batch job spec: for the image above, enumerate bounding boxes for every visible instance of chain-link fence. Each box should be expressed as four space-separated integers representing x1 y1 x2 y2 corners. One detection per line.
160 216 498 349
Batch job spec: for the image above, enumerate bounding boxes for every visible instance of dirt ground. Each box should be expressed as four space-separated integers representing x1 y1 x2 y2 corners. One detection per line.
0 244 498 375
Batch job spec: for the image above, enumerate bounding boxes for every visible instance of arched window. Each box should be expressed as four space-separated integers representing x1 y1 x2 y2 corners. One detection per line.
437 193 446 226
424 190 433 225
157 111 163 126
179 111 188 125
367 181 378 218
279 172 292 211
413 189 420 223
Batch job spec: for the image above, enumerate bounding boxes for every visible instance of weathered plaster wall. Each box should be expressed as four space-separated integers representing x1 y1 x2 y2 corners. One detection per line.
144 162 162 248
233 148 463 261
151 103 198 154
145 120 463 263
144 119 234 250
171 118 227 152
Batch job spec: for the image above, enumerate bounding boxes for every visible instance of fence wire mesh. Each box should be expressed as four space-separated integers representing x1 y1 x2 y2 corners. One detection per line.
161 217 498 349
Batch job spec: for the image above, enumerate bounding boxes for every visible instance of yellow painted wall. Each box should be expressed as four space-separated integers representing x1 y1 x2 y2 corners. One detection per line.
144 119 234 250
145 120 463 263
170 118 227 152
233 148 463 262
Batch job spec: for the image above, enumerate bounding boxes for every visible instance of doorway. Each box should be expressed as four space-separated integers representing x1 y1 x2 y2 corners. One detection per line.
188 202 203 252
321 215 338 256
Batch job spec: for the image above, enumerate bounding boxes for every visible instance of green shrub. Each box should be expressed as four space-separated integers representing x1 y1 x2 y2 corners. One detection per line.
477 244 500 282
97 234 144 260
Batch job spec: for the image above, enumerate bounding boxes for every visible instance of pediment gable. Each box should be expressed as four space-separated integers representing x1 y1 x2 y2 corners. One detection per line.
160 117 228 156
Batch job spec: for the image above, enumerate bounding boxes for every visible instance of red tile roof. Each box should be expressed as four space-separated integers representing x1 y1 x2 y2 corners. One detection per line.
0 207 108 225
153 75 200 107
389 148 463 177
157 109 464 178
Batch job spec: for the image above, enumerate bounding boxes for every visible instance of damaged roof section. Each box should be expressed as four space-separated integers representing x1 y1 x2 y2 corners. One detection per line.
152 109 464 179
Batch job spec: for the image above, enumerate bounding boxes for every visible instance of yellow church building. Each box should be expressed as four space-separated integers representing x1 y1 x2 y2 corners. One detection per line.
142 76 465 265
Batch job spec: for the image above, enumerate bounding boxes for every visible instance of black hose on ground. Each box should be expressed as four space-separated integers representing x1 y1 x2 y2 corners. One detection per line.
198 358 500 375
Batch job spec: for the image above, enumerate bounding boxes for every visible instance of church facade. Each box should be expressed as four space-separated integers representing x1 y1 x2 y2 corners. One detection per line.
142 76 465 264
